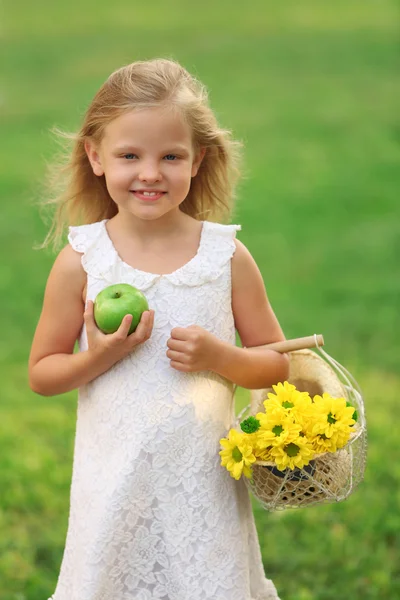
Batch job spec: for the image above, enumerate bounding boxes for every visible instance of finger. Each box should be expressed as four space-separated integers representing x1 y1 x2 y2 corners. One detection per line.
170 360 191 372
139 310 152 330
170 326 190 341
148 309 155 334
144 310 155 339
138 310 149 324
130 310 150 341
166 349 185 362
166 338 187 352
113 313 133 340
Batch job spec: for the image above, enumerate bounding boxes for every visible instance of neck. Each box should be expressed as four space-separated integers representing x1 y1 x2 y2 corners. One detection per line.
108 210 196 244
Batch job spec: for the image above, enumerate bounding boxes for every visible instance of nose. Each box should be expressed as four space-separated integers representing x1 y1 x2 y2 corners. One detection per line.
138 160 162 183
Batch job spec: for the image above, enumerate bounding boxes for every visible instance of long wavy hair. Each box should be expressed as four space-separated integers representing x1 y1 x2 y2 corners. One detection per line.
36 58 244 251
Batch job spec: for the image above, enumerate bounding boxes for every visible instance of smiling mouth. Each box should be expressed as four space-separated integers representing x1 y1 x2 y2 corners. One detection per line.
131 191 166 200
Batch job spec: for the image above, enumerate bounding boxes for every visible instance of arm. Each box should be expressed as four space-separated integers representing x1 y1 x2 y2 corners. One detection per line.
29 245 154 397
29 245 110 396
212 239 289 389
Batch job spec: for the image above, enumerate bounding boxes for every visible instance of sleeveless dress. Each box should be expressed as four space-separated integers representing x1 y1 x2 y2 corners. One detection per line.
48 219 280 600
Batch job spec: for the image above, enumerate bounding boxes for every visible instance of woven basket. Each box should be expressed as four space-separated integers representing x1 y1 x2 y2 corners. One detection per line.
236 346 367 511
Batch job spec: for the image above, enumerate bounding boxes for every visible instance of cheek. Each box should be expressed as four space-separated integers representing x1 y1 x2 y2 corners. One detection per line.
176 177 192 198
105 164 131 187
174 167 194 188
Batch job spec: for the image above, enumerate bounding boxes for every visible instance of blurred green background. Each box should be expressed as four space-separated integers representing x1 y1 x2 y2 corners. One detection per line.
1 0 399 598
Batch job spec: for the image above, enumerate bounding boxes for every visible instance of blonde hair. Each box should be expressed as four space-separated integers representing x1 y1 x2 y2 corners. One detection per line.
36 58 244 251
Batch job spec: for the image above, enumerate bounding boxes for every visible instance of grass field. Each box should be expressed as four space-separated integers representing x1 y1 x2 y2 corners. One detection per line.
1 1 399 598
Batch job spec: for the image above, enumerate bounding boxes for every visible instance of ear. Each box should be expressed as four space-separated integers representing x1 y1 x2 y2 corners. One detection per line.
191 147 206 178
84 140 104 177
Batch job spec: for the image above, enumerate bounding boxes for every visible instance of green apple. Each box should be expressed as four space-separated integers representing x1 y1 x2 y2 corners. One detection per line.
94 284 149 335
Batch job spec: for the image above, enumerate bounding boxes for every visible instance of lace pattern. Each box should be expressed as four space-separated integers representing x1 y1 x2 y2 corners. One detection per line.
47 220 281 600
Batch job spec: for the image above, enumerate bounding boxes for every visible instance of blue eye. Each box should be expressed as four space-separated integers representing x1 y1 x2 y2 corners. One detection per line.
122 153 178 160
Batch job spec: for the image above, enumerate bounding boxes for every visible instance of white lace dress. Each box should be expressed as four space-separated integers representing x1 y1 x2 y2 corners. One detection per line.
48 219 280 600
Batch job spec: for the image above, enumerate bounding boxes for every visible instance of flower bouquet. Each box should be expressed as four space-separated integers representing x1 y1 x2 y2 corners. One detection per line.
219 336 367 510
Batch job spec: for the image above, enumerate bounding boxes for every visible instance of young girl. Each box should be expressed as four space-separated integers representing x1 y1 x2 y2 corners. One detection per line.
29 58 289 600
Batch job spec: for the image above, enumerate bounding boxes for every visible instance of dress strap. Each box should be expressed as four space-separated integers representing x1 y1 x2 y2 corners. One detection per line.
167 221 242 287
68 220 105 254
68 219 119 282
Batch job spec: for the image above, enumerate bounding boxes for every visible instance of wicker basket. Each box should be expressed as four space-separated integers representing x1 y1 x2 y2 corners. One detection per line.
236 345 367 511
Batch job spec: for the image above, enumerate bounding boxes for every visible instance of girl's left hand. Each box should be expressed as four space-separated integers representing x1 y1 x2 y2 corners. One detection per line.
166 325 222 372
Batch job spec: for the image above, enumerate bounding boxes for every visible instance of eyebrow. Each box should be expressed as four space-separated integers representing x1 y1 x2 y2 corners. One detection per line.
113 145 190 154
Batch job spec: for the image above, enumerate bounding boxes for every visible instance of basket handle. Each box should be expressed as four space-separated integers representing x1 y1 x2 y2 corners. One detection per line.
246 334 324 353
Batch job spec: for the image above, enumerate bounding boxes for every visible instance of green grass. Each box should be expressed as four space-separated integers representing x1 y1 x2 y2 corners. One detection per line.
1 1 399 598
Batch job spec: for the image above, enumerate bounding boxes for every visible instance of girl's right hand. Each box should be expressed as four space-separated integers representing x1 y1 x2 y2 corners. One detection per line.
84 300 155 362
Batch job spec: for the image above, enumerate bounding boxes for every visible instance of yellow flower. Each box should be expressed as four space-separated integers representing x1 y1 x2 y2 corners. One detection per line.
255 410 302 450
264 381 311 410
253 446 273 462
264 381 313 427
334 427 352 449
243 431 260 449
310 393 355 448
219 429 256 480
269 435 315 471
310 432 339 454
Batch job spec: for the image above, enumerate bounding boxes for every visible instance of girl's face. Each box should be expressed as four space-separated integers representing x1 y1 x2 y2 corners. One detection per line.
85 106 205 222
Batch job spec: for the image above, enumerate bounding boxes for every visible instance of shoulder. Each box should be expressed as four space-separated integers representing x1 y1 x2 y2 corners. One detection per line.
48 243 86 295
231 238 260 277
56 242 84 265
58 239 88 266
231 237 268 303
231 238 266 306
231 238 286 346
52 243 83 272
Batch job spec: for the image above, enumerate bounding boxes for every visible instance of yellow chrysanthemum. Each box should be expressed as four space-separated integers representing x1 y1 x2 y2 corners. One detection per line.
269 435 315 471
334 427 352 449
310 432 339 454
264 381 311 410
243 432 261 450
264 381 313 427
310 393 355 448
219 429 256 480
253 446 273 462
255 410 302 450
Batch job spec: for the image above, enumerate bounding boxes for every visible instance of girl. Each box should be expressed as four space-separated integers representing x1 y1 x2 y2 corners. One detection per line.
29 58 289 600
